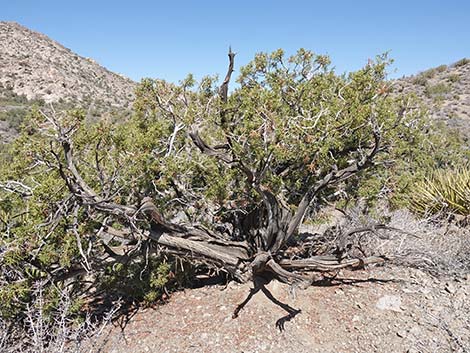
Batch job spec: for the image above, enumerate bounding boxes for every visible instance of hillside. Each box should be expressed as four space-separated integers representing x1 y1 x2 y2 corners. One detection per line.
394 59 470 138
0 22 138 144
0 22 136 108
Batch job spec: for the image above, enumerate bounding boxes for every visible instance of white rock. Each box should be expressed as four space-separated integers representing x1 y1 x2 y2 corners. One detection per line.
376 295 402 312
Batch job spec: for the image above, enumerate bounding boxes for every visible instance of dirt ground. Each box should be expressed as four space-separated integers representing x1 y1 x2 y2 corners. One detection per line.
87 264 469 353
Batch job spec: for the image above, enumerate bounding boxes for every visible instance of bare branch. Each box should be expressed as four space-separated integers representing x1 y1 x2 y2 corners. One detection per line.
219 46 236 103
0 180 33 197
189 130 232 163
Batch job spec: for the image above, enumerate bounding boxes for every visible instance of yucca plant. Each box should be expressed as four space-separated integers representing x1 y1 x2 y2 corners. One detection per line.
411 167 470 216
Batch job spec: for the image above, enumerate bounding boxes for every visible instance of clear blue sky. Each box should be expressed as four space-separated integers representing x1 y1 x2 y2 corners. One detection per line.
2 0 469 83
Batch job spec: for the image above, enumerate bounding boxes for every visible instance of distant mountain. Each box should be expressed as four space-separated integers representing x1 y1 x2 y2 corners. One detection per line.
394 58 470 138
0 21 136 108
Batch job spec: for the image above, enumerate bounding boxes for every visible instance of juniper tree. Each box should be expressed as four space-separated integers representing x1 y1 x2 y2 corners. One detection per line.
2 48 452 322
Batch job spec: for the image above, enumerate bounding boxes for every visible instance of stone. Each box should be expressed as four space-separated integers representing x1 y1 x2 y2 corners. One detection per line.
376 295 402 312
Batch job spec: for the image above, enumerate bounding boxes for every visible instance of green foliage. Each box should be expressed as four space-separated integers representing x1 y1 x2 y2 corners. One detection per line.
412 75 428 86
411 64 446 86
448 73 461 83
420 68 437 79
411 167 470 216
425 83 451 98
372 120 468 208
0 48 468 324
0 85 29 105
0 108 29 130
454 58 470 67
100 258 190 306
0 280 31 319
0 104 196 318
412 68 437 85
229 50 399 205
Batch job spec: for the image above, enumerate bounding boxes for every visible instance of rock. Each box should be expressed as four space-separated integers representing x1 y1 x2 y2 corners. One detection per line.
376 295 402 312
406 348 420 353
335 288 344 295
396 330 407 338
445 282 456 294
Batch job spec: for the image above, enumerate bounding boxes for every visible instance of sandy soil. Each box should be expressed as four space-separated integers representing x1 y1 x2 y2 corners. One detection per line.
87 265 469 353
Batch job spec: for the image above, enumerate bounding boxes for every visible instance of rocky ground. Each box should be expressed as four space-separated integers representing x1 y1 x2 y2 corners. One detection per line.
86 264 469 353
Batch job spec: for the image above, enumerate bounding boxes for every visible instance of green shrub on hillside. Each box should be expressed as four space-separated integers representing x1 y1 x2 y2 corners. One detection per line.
425 83 451 97
349 117 469 209
448 73 461 83
0 85 29 105
412 75 428 86
0 108 28 130
412 68 438 86
454 58 470 67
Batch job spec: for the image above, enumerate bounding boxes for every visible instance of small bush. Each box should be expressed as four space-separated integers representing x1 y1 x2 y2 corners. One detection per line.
1 108 28 130
425 83 451 97
412 68 438 86
454 58 470 67
421 68 437 79
412 75 428 86
411 167 470 216
448 73 461 83
0 86 28 105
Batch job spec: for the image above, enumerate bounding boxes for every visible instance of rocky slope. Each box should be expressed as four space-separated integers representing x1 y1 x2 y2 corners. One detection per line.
394 59 470 138
0 21 136 108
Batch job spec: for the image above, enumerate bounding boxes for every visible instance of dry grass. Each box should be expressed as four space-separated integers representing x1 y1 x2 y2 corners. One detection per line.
314 205 470 277
411 167 470 216
0 282 121 353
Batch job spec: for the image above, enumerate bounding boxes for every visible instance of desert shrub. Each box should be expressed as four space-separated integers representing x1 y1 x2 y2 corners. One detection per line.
0 103 195 322
454 58 470 67
412 65 446 86
332 206 470 276
421 68 437 79
0 281 120 353
347 116 469 209
410 167 470 216
425 83 451 97
0 86 29 105
0 108 28 130
98 257 192 307
448 73 461 83
412 75 428 86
